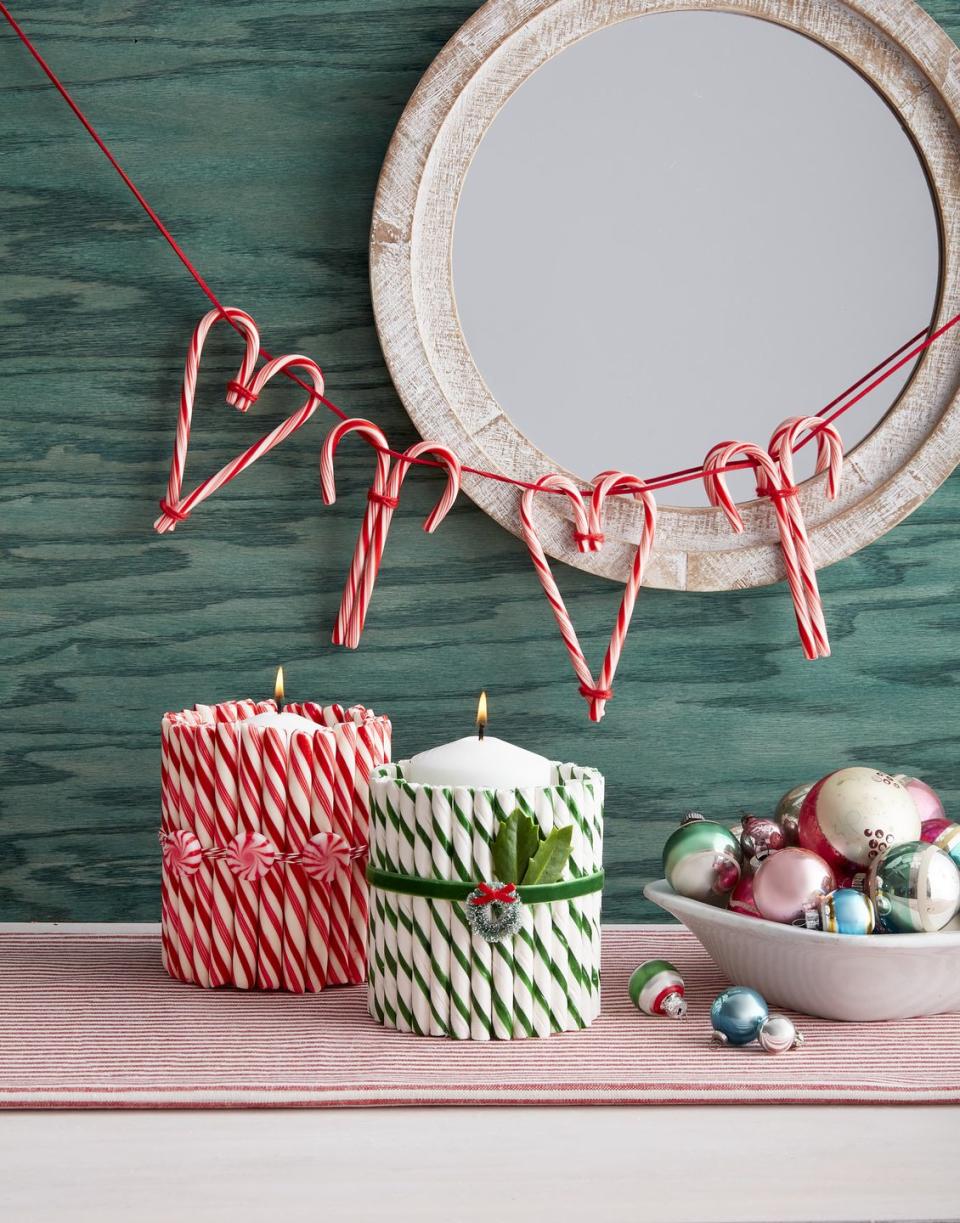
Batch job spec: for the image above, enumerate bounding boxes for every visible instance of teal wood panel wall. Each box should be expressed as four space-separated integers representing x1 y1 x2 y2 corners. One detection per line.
2 1 959 922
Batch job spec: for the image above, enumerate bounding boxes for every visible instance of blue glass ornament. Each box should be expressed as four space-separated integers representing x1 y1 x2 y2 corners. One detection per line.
710 986 768 1046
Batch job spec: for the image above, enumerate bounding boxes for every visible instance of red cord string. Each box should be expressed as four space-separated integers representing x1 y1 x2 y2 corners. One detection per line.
3 0 958 496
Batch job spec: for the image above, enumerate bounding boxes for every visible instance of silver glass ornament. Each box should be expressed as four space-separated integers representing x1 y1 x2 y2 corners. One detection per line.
867 840 960 933
758 1014 803 1053
774 781 813 846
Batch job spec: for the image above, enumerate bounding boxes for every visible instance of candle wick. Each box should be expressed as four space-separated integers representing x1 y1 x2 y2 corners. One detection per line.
478 722 485 741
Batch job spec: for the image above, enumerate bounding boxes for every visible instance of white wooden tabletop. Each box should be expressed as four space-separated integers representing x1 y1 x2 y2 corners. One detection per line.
1 924 955 1222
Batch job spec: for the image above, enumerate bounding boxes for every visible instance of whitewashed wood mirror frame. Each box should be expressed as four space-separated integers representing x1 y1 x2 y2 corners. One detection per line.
370 0 960 590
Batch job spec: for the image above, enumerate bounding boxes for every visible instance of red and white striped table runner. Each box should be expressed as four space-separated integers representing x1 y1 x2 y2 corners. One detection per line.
1 925 957 1109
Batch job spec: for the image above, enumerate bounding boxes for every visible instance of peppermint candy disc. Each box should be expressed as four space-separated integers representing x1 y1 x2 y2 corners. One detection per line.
301 832 350 882
162 829 203 878
225 830 278 880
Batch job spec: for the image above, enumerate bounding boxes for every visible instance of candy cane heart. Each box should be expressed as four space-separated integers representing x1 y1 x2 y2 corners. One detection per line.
520 471 657 722
703 440 820 660
319 418 392 647
154 307 261 533
154 350 324 533
345 441 462 649
762 416 843 658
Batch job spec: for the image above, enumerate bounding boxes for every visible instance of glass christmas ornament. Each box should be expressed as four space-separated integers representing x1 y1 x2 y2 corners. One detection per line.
710 986 768 1046
740 816 786 869
867 840 960 933
798 767 919 873
757 1014 803 1053
662 812 742 906
774 781 813 845
753 847 835 924
628 959 687 1018
894 774 946 825
729 874 761 918
803 886 876 935
920 818 960 869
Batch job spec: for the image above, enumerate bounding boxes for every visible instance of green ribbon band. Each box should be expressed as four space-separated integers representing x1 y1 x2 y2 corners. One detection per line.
365 865 604 905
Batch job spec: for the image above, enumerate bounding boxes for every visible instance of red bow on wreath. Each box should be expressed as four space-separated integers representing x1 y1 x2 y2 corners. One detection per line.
469 882 518 907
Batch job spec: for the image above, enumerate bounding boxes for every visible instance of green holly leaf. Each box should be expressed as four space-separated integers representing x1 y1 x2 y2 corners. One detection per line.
521 824 573 885
492 809 541 885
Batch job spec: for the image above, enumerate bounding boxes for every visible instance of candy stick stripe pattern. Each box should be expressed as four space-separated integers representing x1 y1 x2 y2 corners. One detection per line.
520 471 657 722
368 762 603 1041
160 701 390 992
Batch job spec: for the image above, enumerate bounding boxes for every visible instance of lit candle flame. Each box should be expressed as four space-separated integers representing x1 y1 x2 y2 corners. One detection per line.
274 666 285 706
476 691 487 741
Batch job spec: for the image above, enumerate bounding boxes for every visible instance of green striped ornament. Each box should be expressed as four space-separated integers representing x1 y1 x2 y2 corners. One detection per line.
367 762 604 1041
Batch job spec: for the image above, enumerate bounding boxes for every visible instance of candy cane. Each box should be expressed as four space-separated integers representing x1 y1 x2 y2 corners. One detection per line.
155 353 325 533
319 418 393 645
520 471 657 721
160 716 190 979
282 730 313 993
192 724 219 986
703 440 819 659
232 723 264 989
310 727 347 986
154 308 260 534
210 721 241 987
763 417 843 658
344 441 462 649
257 727 288 990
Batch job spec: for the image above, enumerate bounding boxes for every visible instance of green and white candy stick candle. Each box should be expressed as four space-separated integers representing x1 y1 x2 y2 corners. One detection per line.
366 695 604 1040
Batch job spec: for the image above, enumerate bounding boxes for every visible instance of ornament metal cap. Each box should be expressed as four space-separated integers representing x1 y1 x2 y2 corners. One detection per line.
661 992 687 1019
681 811 706 826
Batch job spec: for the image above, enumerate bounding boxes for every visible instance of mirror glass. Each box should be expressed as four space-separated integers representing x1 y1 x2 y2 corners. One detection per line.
453 11 940 506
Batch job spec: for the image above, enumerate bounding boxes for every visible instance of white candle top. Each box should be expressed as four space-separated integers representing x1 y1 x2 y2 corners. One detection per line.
405 734 554 789
245 710 320 734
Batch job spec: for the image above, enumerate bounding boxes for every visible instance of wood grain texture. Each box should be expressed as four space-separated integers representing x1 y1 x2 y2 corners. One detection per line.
371 0 960 589
2 0 960 924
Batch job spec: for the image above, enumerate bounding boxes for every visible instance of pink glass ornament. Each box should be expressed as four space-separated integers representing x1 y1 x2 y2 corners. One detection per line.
729 874 761 918
752 847 835 924
798 767 919 873
895 775 947 824
921 817 954 845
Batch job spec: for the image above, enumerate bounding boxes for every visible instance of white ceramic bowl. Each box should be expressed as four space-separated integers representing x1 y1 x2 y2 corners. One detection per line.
644 878 960 1021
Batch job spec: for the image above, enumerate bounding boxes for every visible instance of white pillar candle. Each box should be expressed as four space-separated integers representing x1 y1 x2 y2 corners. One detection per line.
406 734 553 789
246 709 319 734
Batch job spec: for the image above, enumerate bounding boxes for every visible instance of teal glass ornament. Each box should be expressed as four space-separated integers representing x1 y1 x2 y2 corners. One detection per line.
804 887 876 935
662 813 742 905
710 986 768 1046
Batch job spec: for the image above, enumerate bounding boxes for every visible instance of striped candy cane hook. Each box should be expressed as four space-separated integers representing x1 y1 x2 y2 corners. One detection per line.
343 440 462 649
520 471 657 722
319 418 392 647
155 307 261 532
154 343 324 534
703 439 820 660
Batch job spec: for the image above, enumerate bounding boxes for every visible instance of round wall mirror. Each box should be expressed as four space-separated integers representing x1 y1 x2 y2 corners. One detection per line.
371 0 960 589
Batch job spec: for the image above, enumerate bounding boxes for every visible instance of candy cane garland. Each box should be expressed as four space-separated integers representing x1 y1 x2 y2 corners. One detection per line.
319 418 393 646
154 351 325 533
343 441 462 649
520 471 657 721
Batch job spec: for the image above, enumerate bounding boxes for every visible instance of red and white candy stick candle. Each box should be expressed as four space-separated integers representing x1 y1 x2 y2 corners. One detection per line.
159 672 391 992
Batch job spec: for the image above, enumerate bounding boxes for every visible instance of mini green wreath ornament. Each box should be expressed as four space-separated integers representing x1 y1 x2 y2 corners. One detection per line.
465 811 574 943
